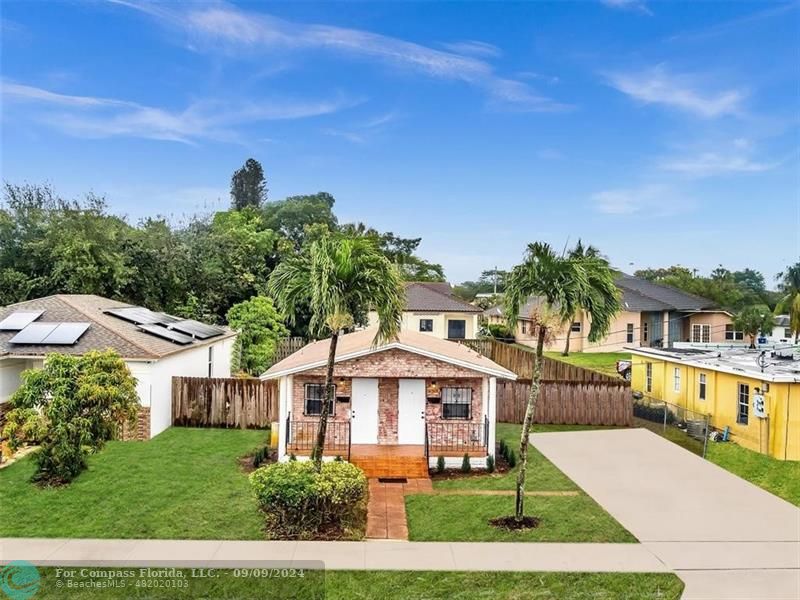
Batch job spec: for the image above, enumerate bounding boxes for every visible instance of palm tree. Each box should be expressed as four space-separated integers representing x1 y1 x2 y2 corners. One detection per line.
776 263 800 343
268 234 405 469
561 240 602 356
504 242 620 521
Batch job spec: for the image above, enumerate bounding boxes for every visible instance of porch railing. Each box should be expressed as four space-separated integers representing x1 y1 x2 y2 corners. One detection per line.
426 416 489 455
285 413 351 460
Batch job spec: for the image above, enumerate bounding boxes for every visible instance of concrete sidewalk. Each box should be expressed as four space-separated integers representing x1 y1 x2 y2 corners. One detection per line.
0 538 669 572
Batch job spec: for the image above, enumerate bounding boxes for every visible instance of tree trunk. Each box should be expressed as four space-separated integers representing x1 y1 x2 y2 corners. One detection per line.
562 324 571 356
311 331 339 470
515 325 546 521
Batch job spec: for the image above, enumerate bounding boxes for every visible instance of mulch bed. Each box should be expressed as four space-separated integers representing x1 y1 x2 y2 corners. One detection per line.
489 515 541 531
429 446 511 481
238 449 278 474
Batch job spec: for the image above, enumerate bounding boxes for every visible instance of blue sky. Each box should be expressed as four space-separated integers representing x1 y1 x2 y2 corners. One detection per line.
2 0 798 285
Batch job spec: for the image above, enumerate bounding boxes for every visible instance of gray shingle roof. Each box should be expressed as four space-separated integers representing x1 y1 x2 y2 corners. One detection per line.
404 282 482 313
0 295 235 360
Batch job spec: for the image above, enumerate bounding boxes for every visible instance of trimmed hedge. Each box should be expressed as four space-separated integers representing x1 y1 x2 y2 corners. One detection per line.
250 460 368 540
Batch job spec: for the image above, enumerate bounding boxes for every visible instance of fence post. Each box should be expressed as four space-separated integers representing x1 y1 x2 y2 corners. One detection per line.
702 414 709 458
662 402 668 432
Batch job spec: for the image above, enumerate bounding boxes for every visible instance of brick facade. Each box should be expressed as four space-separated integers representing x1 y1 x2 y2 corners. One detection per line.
289 349 486 449
120 406 151 441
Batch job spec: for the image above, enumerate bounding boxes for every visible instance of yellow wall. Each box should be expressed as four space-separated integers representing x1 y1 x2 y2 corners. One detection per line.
631 353 799 460
368 310 479 339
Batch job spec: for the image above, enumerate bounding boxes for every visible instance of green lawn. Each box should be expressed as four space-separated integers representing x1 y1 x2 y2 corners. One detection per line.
544 351 630 378
706 441 800 506
411 423 635 542
0 428 268 539
33 568 684 599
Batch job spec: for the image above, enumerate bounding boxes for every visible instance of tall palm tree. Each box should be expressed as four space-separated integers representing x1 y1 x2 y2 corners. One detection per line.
561 240 602 356
268 234 405 469
504 242 620 521
776 263 800 343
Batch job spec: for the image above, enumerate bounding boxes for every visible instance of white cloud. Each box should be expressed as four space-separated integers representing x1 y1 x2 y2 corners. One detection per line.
601 0 653 16
322 111 401 144
439 40 502 58
113 1 566 112
658 151 778 177
605 65 746 118
2 80 358 143
591 184 692 215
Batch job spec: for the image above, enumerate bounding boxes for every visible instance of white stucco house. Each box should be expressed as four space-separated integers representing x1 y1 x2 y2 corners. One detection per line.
0 295 236 439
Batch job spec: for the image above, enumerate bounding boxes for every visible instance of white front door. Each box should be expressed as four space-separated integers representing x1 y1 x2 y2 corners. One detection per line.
350 378 379 444
398 378 426 445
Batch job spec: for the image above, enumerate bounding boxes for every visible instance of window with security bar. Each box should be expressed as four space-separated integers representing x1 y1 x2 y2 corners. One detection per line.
304 383 335 416
442 387 472 419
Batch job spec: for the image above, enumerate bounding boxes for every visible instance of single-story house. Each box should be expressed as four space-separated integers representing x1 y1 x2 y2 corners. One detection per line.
367 282 482 341
485 273 735 353
766 315 796 344
629 345 800 460
262 326 516 476
0 295 236 439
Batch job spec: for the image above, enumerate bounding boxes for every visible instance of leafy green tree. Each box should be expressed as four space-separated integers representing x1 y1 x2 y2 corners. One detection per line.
3 350 139 485
231 158 268 210
504 242 619 522
734 305 776 349
561 240 608 356
263 192 338 249
227 296 290 375
776 263 800 342
268 234 405 468
453 269 509 301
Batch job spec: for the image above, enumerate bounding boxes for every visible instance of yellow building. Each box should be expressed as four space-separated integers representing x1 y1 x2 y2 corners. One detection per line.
630 347 800 461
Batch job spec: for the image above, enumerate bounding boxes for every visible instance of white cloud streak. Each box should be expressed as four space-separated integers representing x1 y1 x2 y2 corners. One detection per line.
605 65 746 118
114 1 566 112
591 184 692 215
659 151 779 177
601 0 653 16
2 80 358 143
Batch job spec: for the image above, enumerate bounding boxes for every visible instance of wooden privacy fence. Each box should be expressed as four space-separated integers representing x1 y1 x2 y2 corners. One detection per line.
273 337 308 364
172 376 278 429
459 339 621 382
496 379 632 426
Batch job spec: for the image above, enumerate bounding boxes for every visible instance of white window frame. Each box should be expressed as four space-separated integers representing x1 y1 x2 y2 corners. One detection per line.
626 323 635 344
692 323 710 343
441 387 472 420
207 346 214 378
785 328 793 339
304 383 335 417
419 318 433 332
737 383 749 425
725 324 744 341
698 373 707 401
673 367 681 392
643 321 649 343
645 362 653 393
521 320 528 334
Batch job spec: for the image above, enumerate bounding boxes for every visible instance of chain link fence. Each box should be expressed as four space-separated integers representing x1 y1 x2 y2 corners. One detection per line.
633 393 710 457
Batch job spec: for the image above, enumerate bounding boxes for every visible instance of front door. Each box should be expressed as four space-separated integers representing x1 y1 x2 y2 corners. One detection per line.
398 378 426 444
350 378 379 444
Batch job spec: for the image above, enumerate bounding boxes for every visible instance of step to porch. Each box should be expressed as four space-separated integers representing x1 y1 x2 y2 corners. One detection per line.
350 455 429 479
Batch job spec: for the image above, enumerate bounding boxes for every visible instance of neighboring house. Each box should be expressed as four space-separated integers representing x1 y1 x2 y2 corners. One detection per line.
0 295 236 439
629 345 799 460
485 273 734 353
367 282 482 340
765 315 796 344
262 326 516 475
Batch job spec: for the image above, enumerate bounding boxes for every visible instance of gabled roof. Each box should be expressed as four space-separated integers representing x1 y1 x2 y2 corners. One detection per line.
262 326 516 380
404 282 482 313
0 295 235 360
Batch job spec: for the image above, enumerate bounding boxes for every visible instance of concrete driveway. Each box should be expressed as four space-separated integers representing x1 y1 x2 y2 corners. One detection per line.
531 428 800 600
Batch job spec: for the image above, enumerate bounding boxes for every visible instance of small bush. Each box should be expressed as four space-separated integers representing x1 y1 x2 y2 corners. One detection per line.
436 455 445 473
461 453 471 473
252 447 269 469
498 438 507 459
289 452 297 461
487 323 514 340
250 460 368 539
507 449 517 468
334 455 343 462
486 454 495 473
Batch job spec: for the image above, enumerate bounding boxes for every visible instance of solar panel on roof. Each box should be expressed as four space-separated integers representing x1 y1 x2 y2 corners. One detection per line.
104 306 180 325
8 322 59 344
169 319 225 340
42 322 90 345
138 324 193 345
0 311 44 331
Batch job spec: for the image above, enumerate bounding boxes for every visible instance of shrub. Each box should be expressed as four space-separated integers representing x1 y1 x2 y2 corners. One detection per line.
289 452 297 461
436 455 445 473
499 438 507 459
334 455 343 462
252 446 269 469
250 460 368 539
461 453 471 473
487 323 514 340
507 449 517 468
2 408 47 452
486 454 495 473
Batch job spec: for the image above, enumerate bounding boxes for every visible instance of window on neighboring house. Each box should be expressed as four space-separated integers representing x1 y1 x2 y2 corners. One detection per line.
626 323 635 343
785 328 793 339
643 322 649 343
304 383 335 416
691 324 711 343
571 322 581 332
673 367 681 392
207 346 214 378
737 383 749 425
447 319 466 339
645 363 653 393
521 320 528 334
442 387 472 419
698 373 707 401
725 324 744 341
419 319 433 332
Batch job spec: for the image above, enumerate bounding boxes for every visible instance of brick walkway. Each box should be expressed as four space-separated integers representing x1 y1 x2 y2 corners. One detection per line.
366 478 432 540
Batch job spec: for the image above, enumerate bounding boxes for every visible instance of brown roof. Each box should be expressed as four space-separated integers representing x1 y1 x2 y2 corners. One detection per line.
0 295 236 360
262 326 516 379
404 282 482 313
